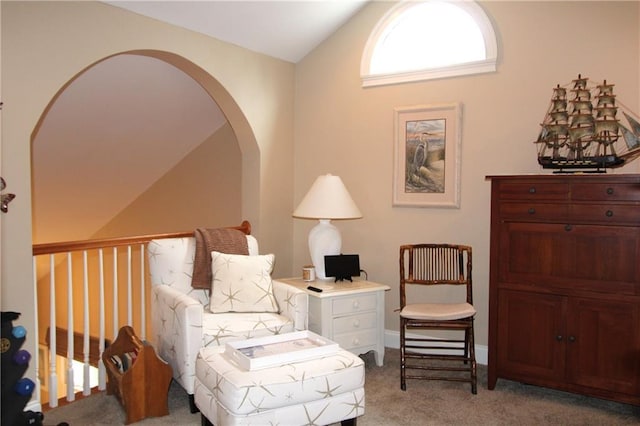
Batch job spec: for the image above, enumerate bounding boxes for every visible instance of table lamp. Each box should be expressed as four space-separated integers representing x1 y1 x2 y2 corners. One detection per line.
293 174 362 280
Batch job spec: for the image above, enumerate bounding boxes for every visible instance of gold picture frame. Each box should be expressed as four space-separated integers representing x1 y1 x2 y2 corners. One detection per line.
393 103 462 208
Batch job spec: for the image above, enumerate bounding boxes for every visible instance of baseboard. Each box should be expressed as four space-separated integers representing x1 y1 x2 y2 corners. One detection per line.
384 329 488 366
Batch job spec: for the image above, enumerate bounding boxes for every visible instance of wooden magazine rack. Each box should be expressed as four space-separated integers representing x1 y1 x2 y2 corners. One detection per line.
103 326 172 424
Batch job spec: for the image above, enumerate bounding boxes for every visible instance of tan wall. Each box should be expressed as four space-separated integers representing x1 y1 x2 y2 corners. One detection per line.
293 0 640 348
1 1 294 401
93 122 242 238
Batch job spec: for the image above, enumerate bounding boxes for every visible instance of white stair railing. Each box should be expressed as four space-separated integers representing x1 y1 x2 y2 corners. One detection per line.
31 222 250 408
32 231 195 407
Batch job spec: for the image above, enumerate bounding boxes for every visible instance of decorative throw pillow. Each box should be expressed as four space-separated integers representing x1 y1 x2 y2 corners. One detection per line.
209 251 279 314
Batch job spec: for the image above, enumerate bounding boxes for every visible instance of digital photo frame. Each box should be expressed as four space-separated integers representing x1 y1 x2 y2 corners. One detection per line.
324 254 360 282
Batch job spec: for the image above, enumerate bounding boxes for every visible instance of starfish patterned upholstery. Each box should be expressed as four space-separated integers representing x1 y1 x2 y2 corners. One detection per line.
148 236 308 401
195 346 365 425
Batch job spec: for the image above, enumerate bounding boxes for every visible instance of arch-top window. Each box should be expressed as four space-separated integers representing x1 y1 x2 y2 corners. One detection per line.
361 0 498 87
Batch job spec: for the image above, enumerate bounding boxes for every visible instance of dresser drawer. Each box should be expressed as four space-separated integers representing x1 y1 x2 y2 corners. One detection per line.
333 329 377 351
500 202 569 221
332 294 377 315
572 183 640 202
570 204 640 225
333 312 377 334
498 182 570 201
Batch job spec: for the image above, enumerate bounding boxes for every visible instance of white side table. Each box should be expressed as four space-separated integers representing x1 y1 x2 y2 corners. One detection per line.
278 278 390 366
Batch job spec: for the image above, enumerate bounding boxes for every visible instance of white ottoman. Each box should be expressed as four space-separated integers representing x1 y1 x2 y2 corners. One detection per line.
194 346 365 425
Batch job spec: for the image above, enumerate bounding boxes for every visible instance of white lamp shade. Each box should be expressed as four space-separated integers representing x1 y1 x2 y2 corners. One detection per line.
293 174 362 280
293 174 362 219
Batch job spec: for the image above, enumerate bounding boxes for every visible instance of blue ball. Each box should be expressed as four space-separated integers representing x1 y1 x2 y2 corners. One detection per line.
12 325 26 339
15 378 35 396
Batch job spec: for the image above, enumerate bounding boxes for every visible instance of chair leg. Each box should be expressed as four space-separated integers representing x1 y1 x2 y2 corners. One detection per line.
189 394 200 414
469 322 477 395
463 328 469 365
201 413 213 426
400 317 406 391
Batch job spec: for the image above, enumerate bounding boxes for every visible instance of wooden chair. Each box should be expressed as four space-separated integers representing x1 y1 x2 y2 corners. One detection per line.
399 244 477 394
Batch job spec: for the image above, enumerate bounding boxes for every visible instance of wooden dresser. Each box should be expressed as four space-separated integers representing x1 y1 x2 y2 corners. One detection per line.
487 174 640 406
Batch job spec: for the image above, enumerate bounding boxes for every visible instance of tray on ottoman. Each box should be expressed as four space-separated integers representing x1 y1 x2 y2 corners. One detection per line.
225 330 338 370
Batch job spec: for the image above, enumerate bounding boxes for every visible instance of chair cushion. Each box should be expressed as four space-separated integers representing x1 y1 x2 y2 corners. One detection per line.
201 312 294 347
210 252 279 313
401 302 476 320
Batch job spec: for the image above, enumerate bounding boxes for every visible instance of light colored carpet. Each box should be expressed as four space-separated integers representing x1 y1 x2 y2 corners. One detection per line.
42 348 639 425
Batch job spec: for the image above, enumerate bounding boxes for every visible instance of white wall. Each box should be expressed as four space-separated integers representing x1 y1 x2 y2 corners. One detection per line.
293 0 640 348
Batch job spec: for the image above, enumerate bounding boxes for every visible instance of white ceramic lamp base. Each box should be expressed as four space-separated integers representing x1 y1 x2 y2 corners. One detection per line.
308 219 341 280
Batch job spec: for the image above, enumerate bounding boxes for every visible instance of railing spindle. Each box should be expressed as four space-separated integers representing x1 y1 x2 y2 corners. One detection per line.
112 246 118 339
140 244 146 340
66 253 75 401
127 246 132 326
98 249 106 391
82 250 90 396
48 254 58 408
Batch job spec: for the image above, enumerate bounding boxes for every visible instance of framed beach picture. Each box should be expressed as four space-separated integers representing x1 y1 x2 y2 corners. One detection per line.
392 103 462 208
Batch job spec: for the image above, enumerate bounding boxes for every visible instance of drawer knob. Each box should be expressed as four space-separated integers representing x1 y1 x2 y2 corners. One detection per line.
568 335 576 343
353 338 360 345
529 187 536 194
528 207 536 215
606 187 614 195
564 224 573 232
353 320 360 328
605 210 613 217
555 335 563 341
352 301 360 309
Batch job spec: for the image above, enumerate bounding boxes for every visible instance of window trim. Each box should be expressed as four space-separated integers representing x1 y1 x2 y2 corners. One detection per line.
361 0 498 87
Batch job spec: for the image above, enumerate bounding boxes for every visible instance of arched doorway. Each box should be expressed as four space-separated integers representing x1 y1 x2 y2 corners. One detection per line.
29 50 261 404
31 50 260 243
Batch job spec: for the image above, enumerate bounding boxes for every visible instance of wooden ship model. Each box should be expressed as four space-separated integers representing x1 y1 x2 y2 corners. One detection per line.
535 75 640 172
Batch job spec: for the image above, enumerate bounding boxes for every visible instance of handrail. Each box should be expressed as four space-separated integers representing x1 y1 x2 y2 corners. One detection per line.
33 220 251 255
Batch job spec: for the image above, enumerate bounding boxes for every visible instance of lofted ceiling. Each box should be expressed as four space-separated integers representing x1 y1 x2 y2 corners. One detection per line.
32 1 369 243
104 1 369 63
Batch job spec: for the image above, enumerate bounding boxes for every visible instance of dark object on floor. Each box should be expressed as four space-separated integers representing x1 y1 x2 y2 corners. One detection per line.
1 311 44 425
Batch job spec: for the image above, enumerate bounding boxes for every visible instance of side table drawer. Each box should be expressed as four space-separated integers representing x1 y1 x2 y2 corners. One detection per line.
333 329 377 351
332 294 377 315
333 312 376 334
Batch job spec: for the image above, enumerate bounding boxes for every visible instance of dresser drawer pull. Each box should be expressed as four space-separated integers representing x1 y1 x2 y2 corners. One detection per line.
606 187 614 195
568 335 576 343
528 207 536 215
564 224 573 232
605 210 613 217
555 335 563 342
353 338 360 345
352 301 360 309
353 320 360 328
528 187 536 194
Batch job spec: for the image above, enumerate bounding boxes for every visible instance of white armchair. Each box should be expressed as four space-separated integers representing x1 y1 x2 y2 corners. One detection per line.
147 235 308 411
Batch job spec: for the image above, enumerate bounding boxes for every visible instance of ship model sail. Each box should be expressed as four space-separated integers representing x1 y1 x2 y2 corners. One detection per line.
536 75 640 171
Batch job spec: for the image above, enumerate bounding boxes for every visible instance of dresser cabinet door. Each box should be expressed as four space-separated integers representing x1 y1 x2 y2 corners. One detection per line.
566 297 640 395
497 289 566 382
499 222 640 295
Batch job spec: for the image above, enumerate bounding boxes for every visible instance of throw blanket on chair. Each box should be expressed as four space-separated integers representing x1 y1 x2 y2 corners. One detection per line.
192 228 249 290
